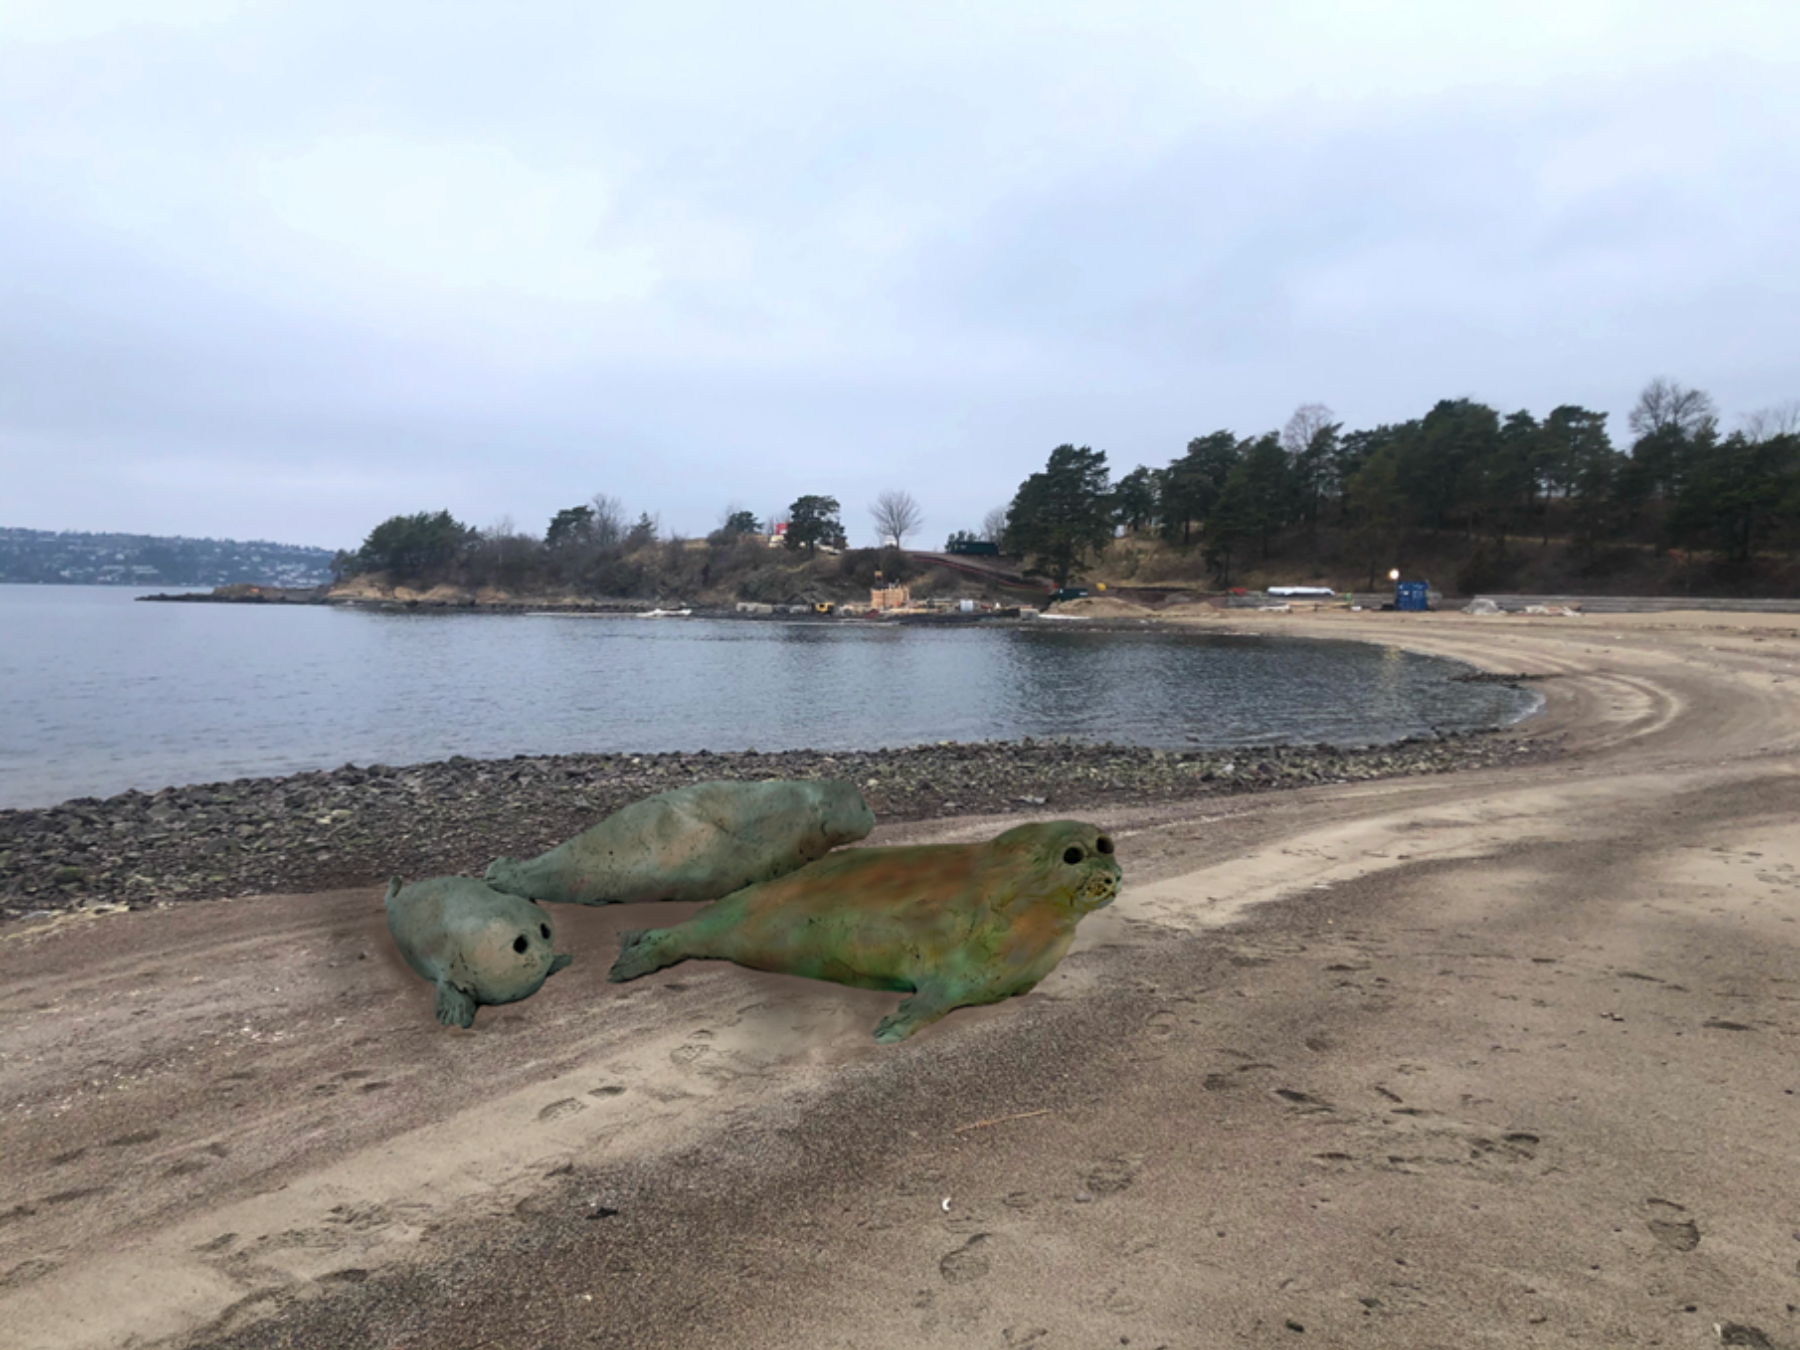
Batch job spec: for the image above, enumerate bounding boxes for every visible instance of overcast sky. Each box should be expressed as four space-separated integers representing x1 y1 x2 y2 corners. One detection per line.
3 1 1796 552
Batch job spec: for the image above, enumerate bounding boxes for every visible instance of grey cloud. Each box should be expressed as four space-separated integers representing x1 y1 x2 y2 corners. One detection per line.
2 4 1796 548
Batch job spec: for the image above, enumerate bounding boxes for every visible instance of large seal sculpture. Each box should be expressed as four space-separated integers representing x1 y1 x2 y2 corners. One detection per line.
384 876 574 1028
607 820 1121 1042
485 779 876 906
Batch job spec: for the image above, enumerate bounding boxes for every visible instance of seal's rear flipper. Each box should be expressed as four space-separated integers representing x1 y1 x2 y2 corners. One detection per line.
608 929 678 983
434 980 477 1028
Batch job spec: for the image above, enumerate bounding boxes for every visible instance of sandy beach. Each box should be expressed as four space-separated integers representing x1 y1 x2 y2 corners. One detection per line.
4 607 1800 1349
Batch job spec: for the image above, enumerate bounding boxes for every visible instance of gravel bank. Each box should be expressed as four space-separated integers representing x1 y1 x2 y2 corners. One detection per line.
0 731 1554 923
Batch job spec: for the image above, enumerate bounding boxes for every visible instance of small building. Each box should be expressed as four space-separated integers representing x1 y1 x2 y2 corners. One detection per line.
870 583 911 611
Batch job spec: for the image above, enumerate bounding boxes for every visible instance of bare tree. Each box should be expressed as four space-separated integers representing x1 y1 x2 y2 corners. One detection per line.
588 493 629 548
1741 400 1800 442
980 506 1009 544
474 515 538 588
1628 378 1718 441
1280 402 1336 457
869 489 924 548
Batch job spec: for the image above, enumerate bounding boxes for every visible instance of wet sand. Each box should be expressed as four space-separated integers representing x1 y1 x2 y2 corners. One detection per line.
4 608 1800 1349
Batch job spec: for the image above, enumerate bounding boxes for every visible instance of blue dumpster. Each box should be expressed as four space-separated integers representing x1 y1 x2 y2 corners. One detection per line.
1395 581 1429 612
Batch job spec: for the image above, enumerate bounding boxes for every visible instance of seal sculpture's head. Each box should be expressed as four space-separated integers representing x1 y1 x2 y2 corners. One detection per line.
607 818 1122 1042
986 820 1121 915
384 876 575 1029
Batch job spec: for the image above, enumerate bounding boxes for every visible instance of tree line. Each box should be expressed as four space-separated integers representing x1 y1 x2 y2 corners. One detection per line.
995 379 1800 589
336 375 1797 598
335 489 933 592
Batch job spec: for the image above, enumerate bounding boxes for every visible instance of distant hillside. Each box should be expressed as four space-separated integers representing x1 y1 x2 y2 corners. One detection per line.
0 528 336 587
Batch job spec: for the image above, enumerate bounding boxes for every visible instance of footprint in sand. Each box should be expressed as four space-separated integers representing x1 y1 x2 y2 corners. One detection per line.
1082 1157 1142 1195
1644 1198 1700 1251
670 1044 710 1067
538 1098 586 1123
326 1202 393 1231
1145 1010 1180 1039
1274 1088 1333 1113
938 1234 992 1283
106 1129 161 1147
1716 1324 1774 1348
1 1257 62 1290
1467 1133 1540 1163
588 1085 627 1098
41 1186 110 1206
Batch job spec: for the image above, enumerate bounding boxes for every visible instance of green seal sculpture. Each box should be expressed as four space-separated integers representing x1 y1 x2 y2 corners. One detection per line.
384 876 574 1028
485 779 875 906
607 820 1121 1042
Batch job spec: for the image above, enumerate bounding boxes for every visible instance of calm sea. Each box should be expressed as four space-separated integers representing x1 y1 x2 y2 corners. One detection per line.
0 586 1539 810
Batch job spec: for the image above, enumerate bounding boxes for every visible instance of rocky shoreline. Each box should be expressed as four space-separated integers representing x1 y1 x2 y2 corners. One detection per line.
0 730 1555 924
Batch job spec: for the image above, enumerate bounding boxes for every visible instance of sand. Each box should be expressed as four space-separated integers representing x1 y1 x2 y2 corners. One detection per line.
4 608 1800 1349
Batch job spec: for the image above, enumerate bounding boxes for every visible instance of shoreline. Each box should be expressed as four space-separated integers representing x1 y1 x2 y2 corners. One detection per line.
0 726 1552 924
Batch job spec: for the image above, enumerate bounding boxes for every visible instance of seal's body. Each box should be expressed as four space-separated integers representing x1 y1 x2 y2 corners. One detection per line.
485 779 875 906
384 876 574 1028
607 821 1121 1042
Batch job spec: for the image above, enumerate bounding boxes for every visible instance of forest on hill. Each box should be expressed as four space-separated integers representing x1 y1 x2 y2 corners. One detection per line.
995 378 1800 594
334 377 1800 604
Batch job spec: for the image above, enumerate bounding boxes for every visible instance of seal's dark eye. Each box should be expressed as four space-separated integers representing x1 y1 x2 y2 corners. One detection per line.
1096 836 1114 855
540 924 551 940
513 934 529 953
1063 846 1084 864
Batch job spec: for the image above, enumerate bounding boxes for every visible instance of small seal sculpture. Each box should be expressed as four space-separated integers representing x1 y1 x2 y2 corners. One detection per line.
485 779 876 906
607 821 1121 1042
384 876 574 1028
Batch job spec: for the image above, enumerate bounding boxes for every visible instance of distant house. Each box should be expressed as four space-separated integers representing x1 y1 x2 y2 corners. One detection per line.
768 522 789 549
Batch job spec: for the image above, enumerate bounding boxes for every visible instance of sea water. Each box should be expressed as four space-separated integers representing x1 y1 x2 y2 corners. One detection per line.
0 586 1539 809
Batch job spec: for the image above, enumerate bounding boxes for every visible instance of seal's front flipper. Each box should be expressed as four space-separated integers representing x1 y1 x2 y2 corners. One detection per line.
873 986 956 1043
608 929 682 983
434 980 478 1028
549 953 574 976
